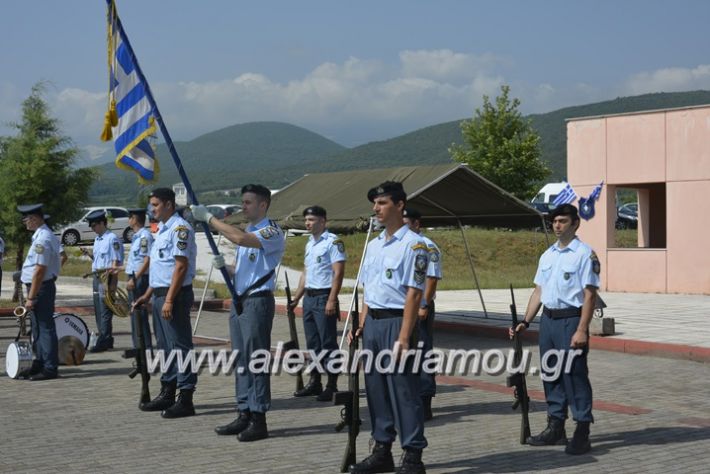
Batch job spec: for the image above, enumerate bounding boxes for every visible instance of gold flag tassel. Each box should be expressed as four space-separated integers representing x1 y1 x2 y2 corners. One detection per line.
101 1 118 142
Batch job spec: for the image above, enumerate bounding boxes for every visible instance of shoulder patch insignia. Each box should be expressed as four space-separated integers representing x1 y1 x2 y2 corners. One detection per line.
140 237 148 250
174 226 189 241
113 241 120 251
259 226 277 240
333 238 345 253
411 243 427 252
415 253 428 271
429 249 440 262
34 243 44 254
590 251 601 275
176 241 187 251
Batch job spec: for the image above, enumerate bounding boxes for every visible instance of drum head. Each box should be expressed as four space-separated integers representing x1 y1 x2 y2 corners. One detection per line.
5 341 33 379
54 313 90 348
58 336 86 366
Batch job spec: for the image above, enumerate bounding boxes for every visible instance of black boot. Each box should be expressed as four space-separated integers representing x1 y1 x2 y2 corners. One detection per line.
238 412 268 442
565 421 591 455
18 360 42 379
349 441 394 473
294 374 323 397
421 396 433 422
140 381 177 412
215 411 251 436
316 374 338 402
161 389 195 419
527 416 567 446
397 448 425 474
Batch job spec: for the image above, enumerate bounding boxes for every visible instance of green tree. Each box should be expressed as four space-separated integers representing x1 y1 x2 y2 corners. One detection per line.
450 85 549 200
0 83 96 271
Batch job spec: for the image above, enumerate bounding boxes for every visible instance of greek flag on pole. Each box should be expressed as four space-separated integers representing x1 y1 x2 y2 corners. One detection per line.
588 180 604 202
101 1 158 183
552 182 578 206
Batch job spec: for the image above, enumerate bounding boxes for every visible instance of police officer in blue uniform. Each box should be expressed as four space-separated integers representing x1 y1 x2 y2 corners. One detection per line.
83 210 124 353
290 205 346 401
125 208 153 349
511 203 599 455
133 188 198 418
349 182 428 474
17 204 61 381
192 184 285 442
403 208 442 422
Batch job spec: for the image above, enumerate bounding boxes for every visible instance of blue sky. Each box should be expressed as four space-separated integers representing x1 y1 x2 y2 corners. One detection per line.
1 0 709 164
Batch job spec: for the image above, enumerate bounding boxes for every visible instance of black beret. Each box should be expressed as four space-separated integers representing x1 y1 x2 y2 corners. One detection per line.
549 203 579 220
149 187 176 203
403 208 422 221
303 206 327 218
85 209 107 224
241 184 271 199
17 204 44 216
367 181 406 203
128 208 147 216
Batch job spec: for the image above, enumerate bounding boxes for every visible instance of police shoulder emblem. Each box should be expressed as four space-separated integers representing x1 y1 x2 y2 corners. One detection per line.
333 238 345 254
175 225 189 241
176 241 187 250
590 251 601 275
415 254 428 271
140 237 148 250
34 243 44 254
259 226 276 240
113 240 120 250
428 247 440 262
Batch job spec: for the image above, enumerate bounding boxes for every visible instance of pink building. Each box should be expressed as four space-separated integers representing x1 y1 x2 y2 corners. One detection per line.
567 104 710 295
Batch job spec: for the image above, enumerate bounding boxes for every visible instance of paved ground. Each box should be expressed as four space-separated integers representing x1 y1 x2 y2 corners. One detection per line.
2 280 710 473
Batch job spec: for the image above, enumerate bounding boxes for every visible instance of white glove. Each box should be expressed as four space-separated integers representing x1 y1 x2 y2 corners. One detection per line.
190 204 214 223
212 254 225 269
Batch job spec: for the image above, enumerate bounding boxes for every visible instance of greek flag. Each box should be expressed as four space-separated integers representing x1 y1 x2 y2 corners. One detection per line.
101 1 158 183
588 180 604 202
552 182 578 207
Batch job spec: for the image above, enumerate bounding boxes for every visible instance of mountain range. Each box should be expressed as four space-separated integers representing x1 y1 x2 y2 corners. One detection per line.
88 90 710 204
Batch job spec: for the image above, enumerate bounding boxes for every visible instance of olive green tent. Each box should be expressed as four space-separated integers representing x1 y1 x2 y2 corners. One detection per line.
229 163 543 231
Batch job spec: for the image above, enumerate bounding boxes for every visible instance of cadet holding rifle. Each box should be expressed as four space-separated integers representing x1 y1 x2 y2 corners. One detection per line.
289 206 346 401
510 203 599 455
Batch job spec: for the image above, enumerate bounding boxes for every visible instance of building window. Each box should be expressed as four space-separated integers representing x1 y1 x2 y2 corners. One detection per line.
612 184 666 249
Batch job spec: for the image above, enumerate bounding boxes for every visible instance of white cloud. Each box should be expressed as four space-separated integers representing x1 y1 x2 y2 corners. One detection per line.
625 65 710 95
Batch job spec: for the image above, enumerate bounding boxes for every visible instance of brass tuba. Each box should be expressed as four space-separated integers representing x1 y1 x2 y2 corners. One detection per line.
100 270 130 318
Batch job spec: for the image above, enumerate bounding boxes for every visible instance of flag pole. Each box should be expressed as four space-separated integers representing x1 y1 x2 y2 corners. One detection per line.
109 1 236 302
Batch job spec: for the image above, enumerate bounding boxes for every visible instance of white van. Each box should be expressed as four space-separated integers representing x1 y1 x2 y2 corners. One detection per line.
531 182 567 212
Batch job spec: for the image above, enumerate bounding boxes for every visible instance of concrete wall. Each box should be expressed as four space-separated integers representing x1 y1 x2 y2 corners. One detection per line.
567 105 710 295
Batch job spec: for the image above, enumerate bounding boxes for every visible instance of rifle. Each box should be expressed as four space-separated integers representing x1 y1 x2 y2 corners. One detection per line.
122 300 151 408
283 273 304 392
334 287 360 472
505 284 531 444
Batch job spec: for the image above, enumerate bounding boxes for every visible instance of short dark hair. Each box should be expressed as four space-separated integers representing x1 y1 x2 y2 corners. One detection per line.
367 181 407 206
149 188 176 206
303 206 327 218
549 203 579 223
241 184 271 208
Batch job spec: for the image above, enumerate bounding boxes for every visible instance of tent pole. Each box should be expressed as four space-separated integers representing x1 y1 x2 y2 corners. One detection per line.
193 234 222 336
541 214 551 246
457 219 488 318
338 217 374 350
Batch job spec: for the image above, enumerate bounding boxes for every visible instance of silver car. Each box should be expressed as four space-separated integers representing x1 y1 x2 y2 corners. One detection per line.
54 207 134 246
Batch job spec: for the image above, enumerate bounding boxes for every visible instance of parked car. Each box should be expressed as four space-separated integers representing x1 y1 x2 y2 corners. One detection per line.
615 203 638 229
206 204 241 220
54 207 134 246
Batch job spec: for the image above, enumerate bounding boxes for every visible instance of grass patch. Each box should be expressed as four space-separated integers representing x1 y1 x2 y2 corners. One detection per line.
613 229 638 248
283 227 550 290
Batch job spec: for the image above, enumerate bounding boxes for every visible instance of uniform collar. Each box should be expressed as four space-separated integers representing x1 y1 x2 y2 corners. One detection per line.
308 230 328 243
32 224 49 240
159 213 180 233
378 224 409 243
553 237 580 253
247 217 271 232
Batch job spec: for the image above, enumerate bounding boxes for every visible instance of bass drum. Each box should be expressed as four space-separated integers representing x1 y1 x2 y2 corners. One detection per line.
54 313 90 365
5 341 33 379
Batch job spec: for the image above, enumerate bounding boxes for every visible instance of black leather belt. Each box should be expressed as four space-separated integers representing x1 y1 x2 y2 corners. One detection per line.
305 288 331 297
242 290 273 299
154 284 192 298
369 308 404 320
25 277 56 289
542 307 582 319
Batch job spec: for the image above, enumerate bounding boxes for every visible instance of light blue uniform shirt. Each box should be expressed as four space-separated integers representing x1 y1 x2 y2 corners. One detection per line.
234 218 285 295
534 237 600 310
304 231 347 289
149 213 196 288
21 224 61 283
125 227 154 275
420 234 442 305
362 225 428 310
92 231 124 272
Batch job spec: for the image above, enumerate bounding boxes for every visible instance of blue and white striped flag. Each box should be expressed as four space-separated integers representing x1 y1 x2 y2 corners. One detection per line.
101 1 158 183
588 180 604 202
552 182 578 207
